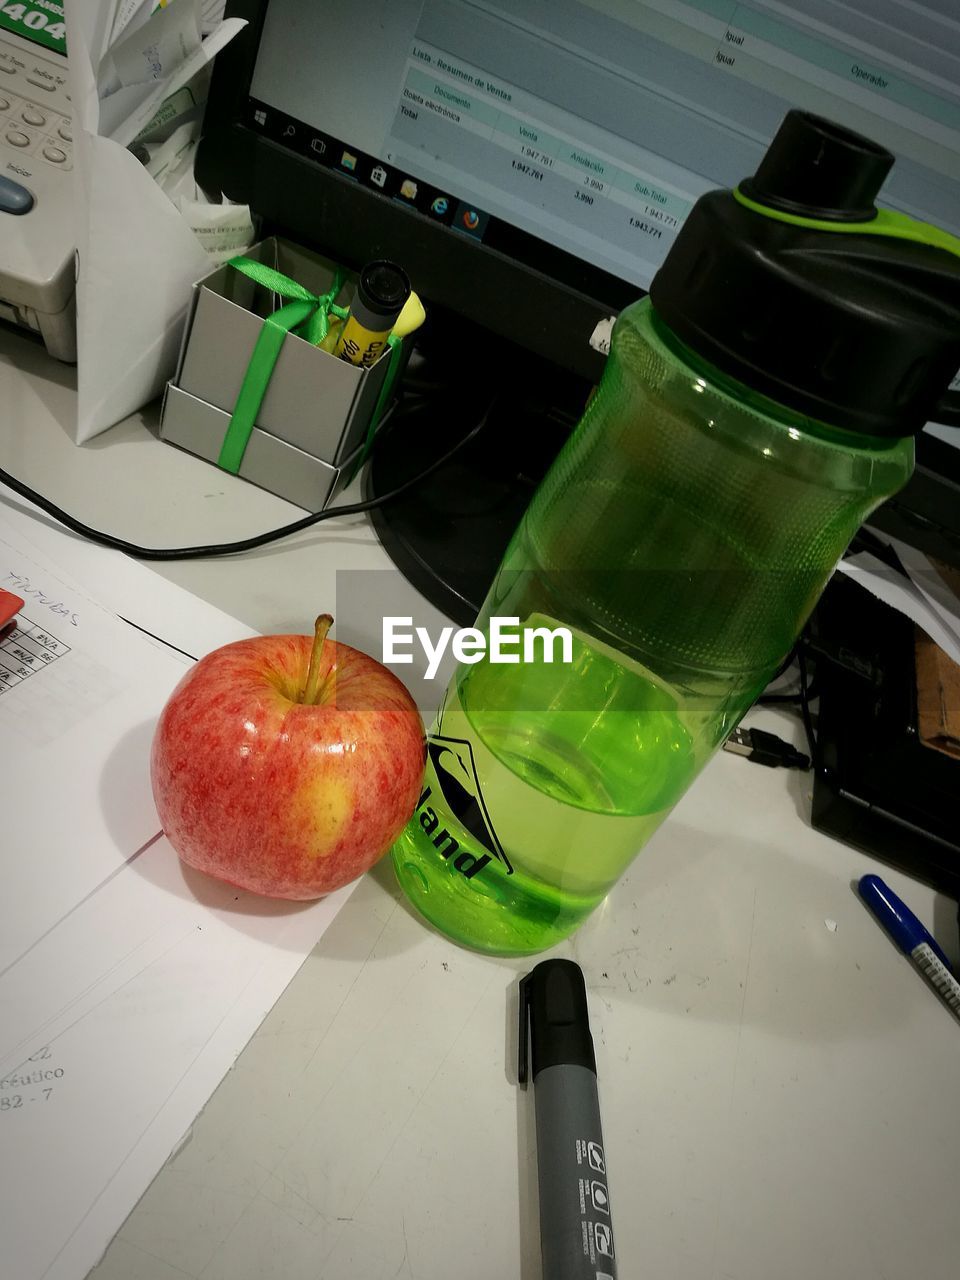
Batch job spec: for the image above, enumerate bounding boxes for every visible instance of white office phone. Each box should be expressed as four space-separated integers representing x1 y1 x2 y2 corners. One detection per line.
0 14 76 362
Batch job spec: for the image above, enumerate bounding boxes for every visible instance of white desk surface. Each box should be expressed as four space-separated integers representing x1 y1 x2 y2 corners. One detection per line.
2 328 959 1280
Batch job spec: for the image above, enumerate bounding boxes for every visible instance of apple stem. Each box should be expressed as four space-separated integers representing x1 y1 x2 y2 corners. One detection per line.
301 613 334 705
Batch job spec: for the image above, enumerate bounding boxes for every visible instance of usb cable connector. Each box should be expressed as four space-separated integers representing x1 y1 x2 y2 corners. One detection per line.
723 726 810 770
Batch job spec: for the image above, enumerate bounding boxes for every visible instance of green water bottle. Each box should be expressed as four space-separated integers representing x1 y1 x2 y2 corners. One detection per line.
390 112 960 955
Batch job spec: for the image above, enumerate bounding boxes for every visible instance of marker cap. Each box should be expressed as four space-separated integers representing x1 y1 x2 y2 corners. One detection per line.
858 874 954 970
353 260 411 329
519 959 597 1084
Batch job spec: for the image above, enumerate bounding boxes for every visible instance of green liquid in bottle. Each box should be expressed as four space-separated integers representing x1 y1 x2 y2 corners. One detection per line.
391 630 701 955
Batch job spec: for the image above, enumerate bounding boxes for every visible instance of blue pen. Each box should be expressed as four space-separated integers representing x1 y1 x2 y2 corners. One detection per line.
858 874 960 1022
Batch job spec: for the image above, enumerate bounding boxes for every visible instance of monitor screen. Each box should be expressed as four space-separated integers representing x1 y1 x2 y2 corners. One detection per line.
246 0 960 296
201 0 960 612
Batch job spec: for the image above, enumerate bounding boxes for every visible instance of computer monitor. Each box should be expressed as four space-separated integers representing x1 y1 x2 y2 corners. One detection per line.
198 0 960 618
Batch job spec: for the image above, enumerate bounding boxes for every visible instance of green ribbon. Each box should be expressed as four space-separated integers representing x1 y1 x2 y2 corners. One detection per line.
345 334 404 485
216 256 403 479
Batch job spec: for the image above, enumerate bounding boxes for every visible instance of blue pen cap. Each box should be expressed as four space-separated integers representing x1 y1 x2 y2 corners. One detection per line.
858 874 954 970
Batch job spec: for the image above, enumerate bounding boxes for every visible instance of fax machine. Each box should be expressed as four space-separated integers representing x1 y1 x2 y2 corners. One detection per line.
0 26 76 361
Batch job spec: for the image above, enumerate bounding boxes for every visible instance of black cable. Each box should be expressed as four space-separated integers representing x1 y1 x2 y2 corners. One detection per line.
758 675 820 705
757 638 822 706
772 646 798 680
757 646 799 701
758 650 800 703
398 376 452 395
797 644 817 763
0 399 493 562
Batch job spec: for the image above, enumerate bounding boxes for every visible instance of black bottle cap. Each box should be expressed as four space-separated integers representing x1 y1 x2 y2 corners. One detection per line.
357 260 411 321
739 111 894 222
519 959 596 1084
649 110 960 437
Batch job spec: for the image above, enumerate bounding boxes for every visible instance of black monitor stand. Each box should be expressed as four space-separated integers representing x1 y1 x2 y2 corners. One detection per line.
366 324 591 625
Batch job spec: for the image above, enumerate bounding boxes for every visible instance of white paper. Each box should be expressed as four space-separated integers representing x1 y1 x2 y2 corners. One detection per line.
69 9 105 135
0 501 251 659
0 511 358 1280
74 126 211 442
0 528 194 984
177 196 257 264
0 836 355 1280
109 0 155 47
589 315 616 355
100 0 201 98
884 534 960 640
0 498 258 1066
201 0 228 33
66 4 248 442
107 17 247 148
926 422 960 447
838 547 960 666
141 119 196 183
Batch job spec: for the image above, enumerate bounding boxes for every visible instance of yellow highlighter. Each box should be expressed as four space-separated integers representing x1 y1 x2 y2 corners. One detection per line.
334 260 411 367
390 290 426 341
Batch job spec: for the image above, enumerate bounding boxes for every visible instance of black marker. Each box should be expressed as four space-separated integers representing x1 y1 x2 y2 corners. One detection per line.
333 259 410 367
519 960 618 1279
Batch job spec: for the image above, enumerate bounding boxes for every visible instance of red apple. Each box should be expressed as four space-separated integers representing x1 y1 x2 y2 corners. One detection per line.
150 615 425 899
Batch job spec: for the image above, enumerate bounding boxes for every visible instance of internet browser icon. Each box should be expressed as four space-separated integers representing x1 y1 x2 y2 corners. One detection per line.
453 201 488 237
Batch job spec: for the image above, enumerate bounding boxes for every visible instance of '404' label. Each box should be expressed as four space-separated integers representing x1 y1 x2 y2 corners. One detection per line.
0 3 67 55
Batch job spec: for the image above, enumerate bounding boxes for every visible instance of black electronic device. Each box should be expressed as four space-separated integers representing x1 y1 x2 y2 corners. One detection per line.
197 1 960 621
807 573 960 899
